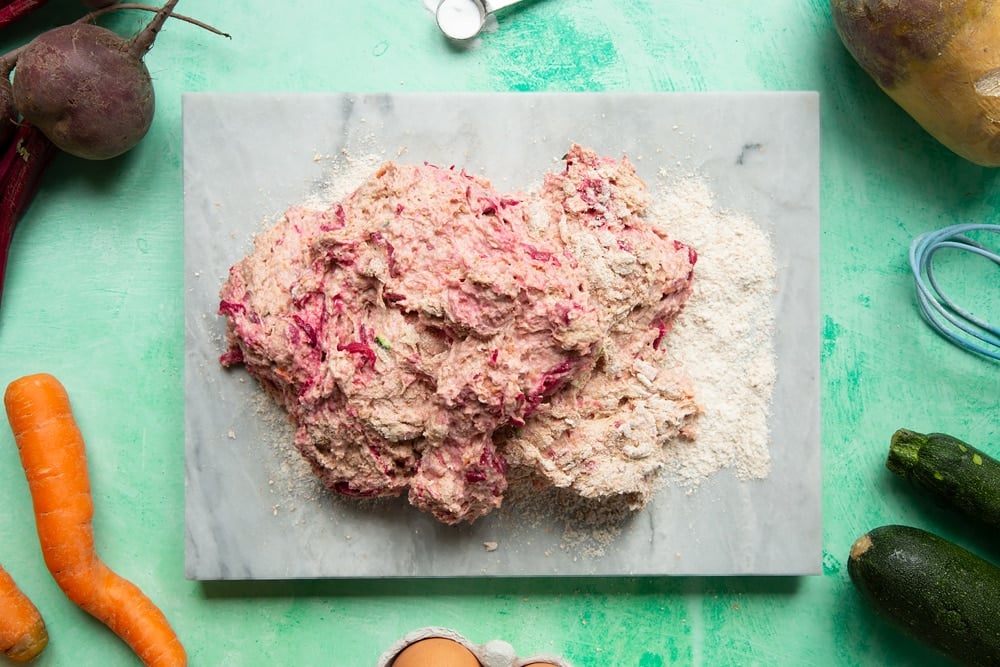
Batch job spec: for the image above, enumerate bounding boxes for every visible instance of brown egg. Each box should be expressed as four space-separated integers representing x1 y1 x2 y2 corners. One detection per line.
391 637 481 667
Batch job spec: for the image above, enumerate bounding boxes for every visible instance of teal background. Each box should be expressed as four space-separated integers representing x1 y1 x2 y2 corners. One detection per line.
0 1 996 665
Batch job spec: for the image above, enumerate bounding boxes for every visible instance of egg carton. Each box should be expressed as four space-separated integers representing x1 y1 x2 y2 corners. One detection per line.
376 626 574 667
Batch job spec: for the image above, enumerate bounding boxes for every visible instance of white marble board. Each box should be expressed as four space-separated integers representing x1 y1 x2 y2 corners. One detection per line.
183 92 821 579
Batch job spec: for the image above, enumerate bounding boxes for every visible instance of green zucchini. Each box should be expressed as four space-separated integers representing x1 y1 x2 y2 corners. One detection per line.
887 429 1000 529
848 525 1000 667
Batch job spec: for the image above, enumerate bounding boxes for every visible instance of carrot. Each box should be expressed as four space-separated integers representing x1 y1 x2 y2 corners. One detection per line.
3 373 185 667
0 563 47 662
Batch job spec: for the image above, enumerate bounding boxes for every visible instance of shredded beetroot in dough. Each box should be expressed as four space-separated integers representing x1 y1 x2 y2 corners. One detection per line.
219 144 699 524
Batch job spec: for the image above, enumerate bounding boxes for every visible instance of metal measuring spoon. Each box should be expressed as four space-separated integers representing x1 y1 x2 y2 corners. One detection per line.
435 0 524 41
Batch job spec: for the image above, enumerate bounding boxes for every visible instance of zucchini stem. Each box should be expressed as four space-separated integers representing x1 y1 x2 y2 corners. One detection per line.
887 428 924 476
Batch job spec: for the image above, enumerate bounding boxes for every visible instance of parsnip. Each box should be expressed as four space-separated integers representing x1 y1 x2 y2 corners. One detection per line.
831 0 1000 167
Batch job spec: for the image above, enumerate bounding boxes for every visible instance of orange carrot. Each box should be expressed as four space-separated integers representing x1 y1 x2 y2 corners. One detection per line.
0 563 47 662
3 373 185 667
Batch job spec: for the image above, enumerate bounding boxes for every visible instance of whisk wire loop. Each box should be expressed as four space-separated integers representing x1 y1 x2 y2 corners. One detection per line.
908 223 1000 361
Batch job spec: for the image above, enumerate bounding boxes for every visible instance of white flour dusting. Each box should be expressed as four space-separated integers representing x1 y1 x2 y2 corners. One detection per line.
649 176 776 487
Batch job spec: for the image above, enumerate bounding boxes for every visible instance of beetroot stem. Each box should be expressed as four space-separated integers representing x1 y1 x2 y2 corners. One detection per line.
0 0 48 30
0 123 58 311
129 0 179 56
81 3 230 38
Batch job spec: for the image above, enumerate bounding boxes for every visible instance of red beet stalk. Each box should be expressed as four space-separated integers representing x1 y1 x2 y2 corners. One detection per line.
0 0 49 30
0 123 58 309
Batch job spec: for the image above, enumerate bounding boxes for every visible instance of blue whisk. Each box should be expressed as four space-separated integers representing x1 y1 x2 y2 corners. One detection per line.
909 223 1000 361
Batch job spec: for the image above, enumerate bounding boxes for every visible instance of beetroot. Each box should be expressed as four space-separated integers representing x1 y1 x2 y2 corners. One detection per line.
11 0 178 160
0 79 17 149
0 2 121 32
0 125 58 309
0 1 226 310
0 1 50 31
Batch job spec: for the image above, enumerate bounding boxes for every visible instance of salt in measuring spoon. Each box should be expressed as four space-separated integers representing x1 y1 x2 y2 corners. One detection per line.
435 0 525 40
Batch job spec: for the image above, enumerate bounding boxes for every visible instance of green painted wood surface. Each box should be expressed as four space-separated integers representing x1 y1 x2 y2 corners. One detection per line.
0 1 996 665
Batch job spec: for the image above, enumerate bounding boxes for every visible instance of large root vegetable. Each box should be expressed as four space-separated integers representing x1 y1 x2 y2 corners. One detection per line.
830 0 1000 167
10 0 179 160
0 2 227 311
5 374 187 666
0 563 48 662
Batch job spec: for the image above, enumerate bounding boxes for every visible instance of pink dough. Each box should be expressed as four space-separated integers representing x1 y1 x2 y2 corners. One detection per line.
219 144 699 524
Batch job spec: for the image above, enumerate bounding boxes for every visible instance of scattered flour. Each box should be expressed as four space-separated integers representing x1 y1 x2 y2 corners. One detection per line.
649 177 776 487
